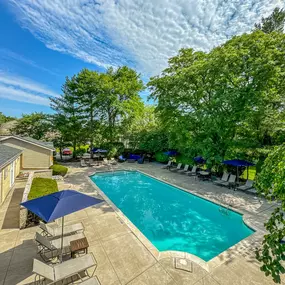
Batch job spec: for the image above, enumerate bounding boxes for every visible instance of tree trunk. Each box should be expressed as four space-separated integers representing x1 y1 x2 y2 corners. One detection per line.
73 140 77 159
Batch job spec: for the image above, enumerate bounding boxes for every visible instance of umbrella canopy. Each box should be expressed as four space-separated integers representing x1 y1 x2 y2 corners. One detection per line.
21 190 103 262
163 150 178 156
21 190 103 223
223 159 254 167
194 156 206 164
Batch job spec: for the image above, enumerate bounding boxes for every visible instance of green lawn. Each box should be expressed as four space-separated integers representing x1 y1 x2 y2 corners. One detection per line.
28 177 58 200
240 166 256 180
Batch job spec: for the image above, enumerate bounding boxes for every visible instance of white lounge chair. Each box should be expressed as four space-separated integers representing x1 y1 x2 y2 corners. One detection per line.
162 161 172 169
110 158 117 165
81 159 88 167
177 164 189 173
103 158 109 165
170 163 182 172
213 172 229 186
89 159 96 166
33 253 97 284
237 180 254 191
35 232 85 261
40 221 84 238
185 165 197 176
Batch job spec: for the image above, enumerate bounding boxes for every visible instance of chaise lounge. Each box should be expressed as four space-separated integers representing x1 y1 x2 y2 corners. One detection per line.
33 253 97 284
40 221 84 238
35 232 86 261
236 180 254 191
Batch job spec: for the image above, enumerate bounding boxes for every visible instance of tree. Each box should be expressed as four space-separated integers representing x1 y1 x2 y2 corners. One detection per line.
148 31 285 167
255 144 285 283
0 112 15 126
70 69 103 158
254 7 285 33
11 112 50 140
50 77 85 158
97 66 144 143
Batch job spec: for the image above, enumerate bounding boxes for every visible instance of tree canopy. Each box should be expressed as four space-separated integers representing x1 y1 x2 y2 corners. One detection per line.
11 112 51 140
148 30 285 168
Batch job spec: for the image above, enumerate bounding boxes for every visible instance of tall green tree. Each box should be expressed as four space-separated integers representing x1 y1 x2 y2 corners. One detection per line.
256 144 285 283
71 69 103 158
148 31 285 166
11 112 50 140
255 7 285 33
50 77 85 158
98 66 144 143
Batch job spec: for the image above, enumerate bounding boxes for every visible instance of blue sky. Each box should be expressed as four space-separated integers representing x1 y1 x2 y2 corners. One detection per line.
0 0 283 117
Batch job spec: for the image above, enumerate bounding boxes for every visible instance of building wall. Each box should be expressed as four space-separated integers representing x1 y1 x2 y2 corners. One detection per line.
1 138 53 169
0 155 21 204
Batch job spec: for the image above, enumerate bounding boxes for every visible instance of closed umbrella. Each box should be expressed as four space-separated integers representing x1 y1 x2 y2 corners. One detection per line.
21 190 103 262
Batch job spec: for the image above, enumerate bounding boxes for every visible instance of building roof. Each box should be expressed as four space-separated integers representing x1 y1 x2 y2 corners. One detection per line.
0 135 55 151
0 145 22 169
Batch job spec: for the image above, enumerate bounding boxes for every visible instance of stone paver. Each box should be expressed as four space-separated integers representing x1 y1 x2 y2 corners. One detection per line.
0 162 283 285
102 232 156 284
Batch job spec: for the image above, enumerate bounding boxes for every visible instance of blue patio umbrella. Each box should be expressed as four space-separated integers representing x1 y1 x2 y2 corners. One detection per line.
194 156 206 164
223 159 254 182
21 190 103 261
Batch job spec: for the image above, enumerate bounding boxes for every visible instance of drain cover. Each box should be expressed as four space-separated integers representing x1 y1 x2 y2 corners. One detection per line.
175 257 193 272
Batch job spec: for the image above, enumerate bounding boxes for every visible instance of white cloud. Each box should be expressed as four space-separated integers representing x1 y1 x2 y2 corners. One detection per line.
0 72 59 98
7 0 284 76
0 72 58 106
0 85 50 106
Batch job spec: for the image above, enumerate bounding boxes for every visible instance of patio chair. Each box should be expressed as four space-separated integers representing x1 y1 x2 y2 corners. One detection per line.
219 174 236 188
170 163 182 172
35 232 85 261
213 172 229 186
177 164 189 174
185 165 197 176
103 158 109 165
162 161 172 169
237 180 254 191
33 253 97 284
110 158 118 165
81 159 88 167
89 159 96 166
39 221 84 238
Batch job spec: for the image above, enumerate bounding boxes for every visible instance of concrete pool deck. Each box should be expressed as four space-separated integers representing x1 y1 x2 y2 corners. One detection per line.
0 162 283 285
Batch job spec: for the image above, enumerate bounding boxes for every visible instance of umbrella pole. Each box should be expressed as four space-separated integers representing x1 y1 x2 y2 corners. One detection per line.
60 216 64 263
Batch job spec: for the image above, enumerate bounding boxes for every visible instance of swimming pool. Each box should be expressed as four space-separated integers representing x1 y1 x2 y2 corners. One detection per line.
91 170 254 261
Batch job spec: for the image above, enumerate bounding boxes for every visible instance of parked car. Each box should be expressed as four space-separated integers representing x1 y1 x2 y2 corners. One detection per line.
62 148 72 155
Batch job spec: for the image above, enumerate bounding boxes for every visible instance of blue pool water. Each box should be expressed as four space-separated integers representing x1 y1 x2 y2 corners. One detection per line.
91 171 254 261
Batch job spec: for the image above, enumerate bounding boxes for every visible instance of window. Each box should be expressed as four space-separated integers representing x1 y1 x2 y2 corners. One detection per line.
4 168 8 180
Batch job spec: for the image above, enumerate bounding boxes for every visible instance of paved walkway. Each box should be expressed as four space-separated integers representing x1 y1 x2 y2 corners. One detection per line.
0 162 283 285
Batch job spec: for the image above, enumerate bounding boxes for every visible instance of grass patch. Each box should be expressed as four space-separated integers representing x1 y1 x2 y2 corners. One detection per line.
50 164 68 176
240 166 256 180
28 177 58 200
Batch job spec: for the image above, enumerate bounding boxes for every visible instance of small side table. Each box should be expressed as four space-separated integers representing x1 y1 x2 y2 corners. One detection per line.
70 237 89 258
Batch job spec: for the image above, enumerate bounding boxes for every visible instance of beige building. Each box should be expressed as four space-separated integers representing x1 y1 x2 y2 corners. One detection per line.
0 136 54 169
0 145 22 204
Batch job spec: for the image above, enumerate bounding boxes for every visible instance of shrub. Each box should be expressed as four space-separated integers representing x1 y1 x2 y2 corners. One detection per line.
28 177 58 200
50 164 68 176
176 154 194 165
155 152 169 163
73 148 86 157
